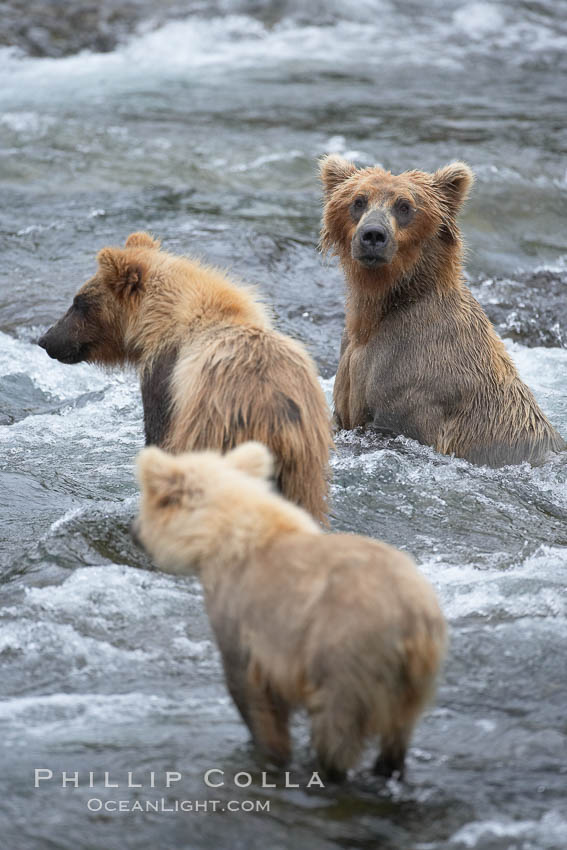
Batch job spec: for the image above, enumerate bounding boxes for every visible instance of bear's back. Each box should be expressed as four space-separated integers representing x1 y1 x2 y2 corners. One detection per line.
164 324 332 522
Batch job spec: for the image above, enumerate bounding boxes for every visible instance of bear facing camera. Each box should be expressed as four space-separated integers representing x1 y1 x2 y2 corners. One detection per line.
320 155 565 466
133 441 447 781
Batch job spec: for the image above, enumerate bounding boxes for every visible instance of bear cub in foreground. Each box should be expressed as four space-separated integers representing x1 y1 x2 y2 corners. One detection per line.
320 155 565 466
134 441 447 780
38 232 331 522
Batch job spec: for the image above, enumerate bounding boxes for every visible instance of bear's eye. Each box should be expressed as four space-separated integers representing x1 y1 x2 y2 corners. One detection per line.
350 196 368 221
394 199 414 224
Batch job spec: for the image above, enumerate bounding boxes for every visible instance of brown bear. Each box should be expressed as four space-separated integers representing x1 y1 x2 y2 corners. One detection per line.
320 155 565 466
133 441 447 781
38 233 332 522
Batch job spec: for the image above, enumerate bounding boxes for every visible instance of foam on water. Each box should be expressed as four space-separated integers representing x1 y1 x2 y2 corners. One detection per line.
420 544 567 622
453 3 505 38
0 331 142 496
1 4 566 109
449 810 567 849
0 617 149 681
0 690 234 752
0 330 108 400
0 563 217 705
21 563 198 622
0 692 183 727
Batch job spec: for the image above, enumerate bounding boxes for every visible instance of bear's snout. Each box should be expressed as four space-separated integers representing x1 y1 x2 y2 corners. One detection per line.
37 318 90 365
352 212 395 268
38 330 83 363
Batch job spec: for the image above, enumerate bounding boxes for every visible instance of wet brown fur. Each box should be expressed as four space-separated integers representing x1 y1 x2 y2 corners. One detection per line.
134 442 447 779
39 232 332 522
320 156 565 466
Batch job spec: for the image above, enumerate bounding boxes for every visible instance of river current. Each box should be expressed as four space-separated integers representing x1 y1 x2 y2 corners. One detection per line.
1 2 566 848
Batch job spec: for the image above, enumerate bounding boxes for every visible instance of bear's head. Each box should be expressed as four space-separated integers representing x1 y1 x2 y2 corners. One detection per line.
38 232 161 366
132 442 274 575
320 155 473 287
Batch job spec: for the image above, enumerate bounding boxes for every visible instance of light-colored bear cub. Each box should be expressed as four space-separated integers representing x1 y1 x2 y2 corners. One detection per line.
134 442 447 780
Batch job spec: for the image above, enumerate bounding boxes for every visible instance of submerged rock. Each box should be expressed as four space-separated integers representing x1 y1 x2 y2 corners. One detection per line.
0 0 191 58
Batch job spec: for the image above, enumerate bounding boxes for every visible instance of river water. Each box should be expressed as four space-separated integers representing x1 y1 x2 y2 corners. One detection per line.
1 2 566 848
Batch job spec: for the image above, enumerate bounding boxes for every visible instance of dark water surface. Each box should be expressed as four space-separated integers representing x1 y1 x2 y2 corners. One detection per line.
1 2 567 848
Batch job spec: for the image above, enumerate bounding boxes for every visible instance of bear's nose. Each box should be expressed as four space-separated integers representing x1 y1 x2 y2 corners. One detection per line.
360 225 388 247
37 334 47 350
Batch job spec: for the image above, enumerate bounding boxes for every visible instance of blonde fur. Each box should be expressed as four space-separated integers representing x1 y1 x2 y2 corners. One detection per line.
39 233 332 522
135 443 447 779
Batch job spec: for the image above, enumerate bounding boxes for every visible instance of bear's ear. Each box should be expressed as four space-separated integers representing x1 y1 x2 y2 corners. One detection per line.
319 154 358 196
125 232 161 250
97 247 146 297
433 162 474 213
226 441 273 480
136 447 186 507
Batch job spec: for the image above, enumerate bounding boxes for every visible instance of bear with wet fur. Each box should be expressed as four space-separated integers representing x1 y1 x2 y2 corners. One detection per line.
38 232 332 522
133 441 447 780
320 155 565 466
